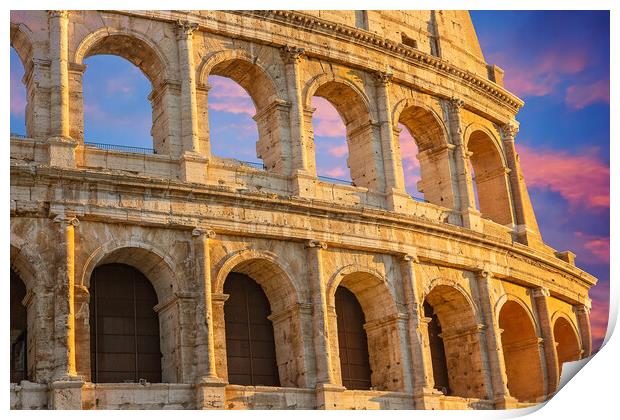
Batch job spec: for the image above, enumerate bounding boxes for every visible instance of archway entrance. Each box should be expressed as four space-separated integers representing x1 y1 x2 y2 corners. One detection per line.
553 317 581 377
335 286 371 390
89 263 161 383
223 272 280 386
498 300 544 401
423 285 487 398
10 270 28 383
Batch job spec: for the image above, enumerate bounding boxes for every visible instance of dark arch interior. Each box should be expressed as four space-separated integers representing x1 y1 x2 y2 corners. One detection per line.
554 317 581 376
424 300 449 394
11 269 28 383
89 263 162 383
335 286 371 390
224 272 280 386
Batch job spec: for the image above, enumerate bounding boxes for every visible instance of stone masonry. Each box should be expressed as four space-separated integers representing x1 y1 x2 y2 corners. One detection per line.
10 10 595 410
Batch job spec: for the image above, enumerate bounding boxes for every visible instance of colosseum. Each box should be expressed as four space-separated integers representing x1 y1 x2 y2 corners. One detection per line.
10 10 596 410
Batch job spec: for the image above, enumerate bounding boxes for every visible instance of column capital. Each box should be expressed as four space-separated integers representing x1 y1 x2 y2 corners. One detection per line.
52 214 80 227
448 97 465 110
501 122 519 140
306 239 327 249
400 252 419 263
476 267 494 281
192 227 216 239
47 10 69 19
281 45 305 64
175 20 199 40
575 300 592 314
373 70 393 86
531 286 550 298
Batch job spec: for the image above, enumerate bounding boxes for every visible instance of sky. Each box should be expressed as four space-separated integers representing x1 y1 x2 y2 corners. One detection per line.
10 11 609 350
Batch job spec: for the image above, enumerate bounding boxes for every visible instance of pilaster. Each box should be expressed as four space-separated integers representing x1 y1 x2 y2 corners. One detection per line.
575 301 593 357
531 287 559 397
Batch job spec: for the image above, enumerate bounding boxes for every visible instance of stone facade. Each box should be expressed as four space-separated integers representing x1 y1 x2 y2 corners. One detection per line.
9 10 595 410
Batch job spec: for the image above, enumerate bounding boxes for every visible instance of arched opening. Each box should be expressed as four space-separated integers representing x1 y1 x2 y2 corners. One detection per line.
83 55 153 151
89 263 162 383
498 300 544 402
468 130 514 225
203 57 283 173
215 255 305 387
207 75 259 165
423 301 449 394
78 34 167 154
312 96 351 184
423 285 487 398
396 105 450 205
397 124 423 200
309 80 379 190
553 317 581 377
10 46 27 137
329 270 405 391
223 273 279 386
335 286 371 390
10 270 28 383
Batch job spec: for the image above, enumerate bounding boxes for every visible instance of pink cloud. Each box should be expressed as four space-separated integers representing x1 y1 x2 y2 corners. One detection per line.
491 49 588 97
312 97 346 138
517 144 609 210
589 284 610 351
565 79 610 110
327 144 348 158
323 166 348 178
575 232 610 263
398 125 422 195
208 76 256 115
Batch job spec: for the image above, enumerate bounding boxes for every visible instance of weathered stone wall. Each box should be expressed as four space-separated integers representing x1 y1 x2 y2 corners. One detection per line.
9 9 596 410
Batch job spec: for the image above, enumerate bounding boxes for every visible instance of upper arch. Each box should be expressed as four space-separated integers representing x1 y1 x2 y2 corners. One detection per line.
79 239 180 303
495 293 541 336
213 248 301 314
74 28 170 85
392 98 449 152
10 23 35 68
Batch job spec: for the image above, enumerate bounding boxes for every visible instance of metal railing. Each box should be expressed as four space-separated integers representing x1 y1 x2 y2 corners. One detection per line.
10 132 27 139
410 195 427 203
238 160 266 170
317 175 355 186
84 141 156 155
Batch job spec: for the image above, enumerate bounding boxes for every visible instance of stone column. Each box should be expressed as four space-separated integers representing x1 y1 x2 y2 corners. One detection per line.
475 270 517 409
48 10 78 168
50 214 83 409
192 228 226 409
306 240 337 386
176 20 208 183
445 98 481 231
374 71 410 212
281 46 309 174
575 302 593 357
531 287 559 396
48 10 70 139
399 254 435 397
501 123 543 246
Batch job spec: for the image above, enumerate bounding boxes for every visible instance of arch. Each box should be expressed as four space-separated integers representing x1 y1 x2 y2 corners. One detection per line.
495 293 541 337
498 300 545 402
392 98 449 153
553 315 582 377
422 282 488 398
10 269 28 383
80 240 181 304
303 73 384 190
74 28 169 85
10 244 39 293
89 263 162 383
214 249 300 314
198 49 284 111
303 73 373 126
465 126 514 226
326 266 406 391
10 23 34 68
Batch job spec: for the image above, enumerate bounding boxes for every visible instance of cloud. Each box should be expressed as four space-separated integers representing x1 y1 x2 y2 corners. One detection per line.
491 49 588 98
398 126 422 195
565 79 610 109
517 144 609 210
208 76 256 115
575 232 610 263
589 284 610 351
312 97 346 138
322 166 348 178
327 144 348 158
10 72 26 117
105 76 136 97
